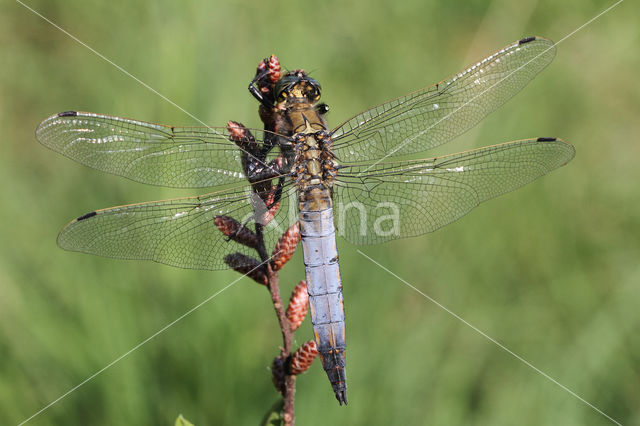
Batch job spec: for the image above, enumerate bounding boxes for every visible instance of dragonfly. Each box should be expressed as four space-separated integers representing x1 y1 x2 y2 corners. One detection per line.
36 36 574 405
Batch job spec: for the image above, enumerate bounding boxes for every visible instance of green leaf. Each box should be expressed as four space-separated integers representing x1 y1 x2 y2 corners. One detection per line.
175 414 195 426
260 399 285 426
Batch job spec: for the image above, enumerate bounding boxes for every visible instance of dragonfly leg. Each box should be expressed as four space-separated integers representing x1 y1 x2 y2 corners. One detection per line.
248 78 273 109
249 55 281 109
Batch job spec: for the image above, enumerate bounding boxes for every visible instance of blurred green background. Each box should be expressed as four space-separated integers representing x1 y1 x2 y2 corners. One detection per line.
1 0 638 424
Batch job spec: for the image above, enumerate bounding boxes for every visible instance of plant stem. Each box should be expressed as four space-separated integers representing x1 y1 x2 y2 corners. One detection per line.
267 266 296 425
256 222 296 425
283 375 297 425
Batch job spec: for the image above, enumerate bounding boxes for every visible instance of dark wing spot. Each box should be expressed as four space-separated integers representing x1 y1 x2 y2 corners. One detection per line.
77 211 97 221
58 111 78 117
537 137 557 142
519 36 536 45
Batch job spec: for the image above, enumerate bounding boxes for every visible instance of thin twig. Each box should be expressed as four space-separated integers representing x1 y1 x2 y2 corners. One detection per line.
266 265 292 355
266 266 295 425
283 375 297 425
255 222 296 425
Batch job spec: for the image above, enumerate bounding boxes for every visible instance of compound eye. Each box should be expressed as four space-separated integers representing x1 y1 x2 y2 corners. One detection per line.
277 90 288 103
304 82 320 99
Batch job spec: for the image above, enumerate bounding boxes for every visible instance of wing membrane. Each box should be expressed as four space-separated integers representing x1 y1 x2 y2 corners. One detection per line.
331 37 556 162
36 111 277 188
57 182 298 270
333 138 574 244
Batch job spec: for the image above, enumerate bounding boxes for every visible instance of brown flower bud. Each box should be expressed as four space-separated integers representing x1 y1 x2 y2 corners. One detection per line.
261 200 280 225
271 223 301 271
214 216 258 249
290 340 318 375
256 57 268 74
271 355 286 396
226 121 258 152
286 281 308 331
255 186 280 225
267 55 281 84
256 55 281 86
223 253 267 285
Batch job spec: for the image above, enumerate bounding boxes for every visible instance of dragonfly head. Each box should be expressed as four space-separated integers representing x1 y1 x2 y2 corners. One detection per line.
275 70 321 105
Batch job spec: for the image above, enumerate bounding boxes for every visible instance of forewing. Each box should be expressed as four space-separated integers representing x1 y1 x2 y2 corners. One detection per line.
36 111 272 188
57 182 298 270
331 37 556 162
333 138 574 244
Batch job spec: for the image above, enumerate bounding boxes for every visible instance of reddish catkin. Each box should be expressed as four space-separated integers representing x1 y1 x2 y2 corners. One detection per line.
290 340 318 375
226 120 246 141
226 121 258 152
267 54 281 83
258 187 280 225
223 253 267 285
261 201 280 225
214 215 258 249
272 223 301 271
255 55 281 94
286 281 308 331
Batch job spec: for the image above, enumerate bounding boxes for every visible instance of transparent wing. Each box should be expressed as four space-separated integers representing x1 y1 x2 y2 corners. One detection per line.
330 37 556 162
57 181 298 270
36 111 279 188
333 138 574 245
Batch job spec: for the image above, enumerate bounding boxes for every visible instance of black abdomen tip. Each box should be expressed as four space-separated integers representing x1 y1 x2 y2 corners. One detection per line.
537 137 557 142
335 389 348 406
77 211 97 221
58 111 78 117
519 36 536 45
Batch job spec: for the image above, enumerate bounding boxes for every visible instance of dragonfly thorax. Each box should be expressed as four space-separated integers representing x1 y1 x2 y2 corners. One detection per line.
293 127 338 198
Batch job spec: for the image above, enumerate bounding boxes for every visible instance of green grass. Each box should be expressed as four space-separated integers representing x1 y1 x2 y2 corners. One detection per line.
2 0 639 424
